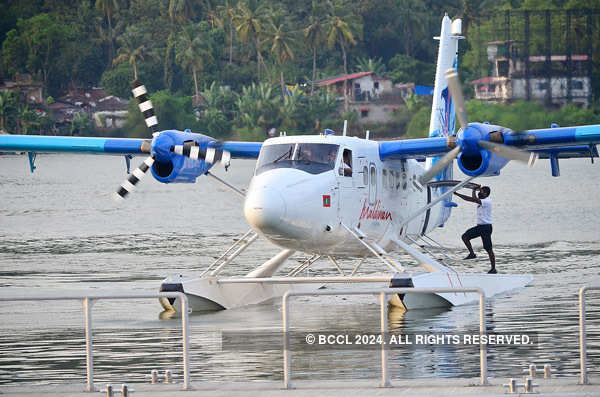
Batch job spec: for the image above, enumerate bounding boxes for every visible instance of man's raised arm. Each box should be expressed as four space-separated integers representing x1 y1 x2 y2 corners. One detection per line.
454 189 481 204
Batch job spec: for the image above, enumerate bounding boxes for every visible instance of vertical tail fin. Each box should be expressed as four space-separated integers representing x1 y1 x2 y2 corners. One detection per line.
428 15 463 139
426 15 464 229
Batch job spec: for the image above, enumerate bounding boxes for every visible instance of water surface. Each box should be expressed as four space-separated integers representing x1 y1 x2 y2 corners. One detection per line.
0 154 598 385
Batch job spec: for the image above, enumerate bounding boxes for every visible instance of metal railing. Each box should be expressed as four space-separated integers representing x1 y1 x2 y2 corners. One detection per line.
579 285 600 385
0 292 192 392
282 287 487 389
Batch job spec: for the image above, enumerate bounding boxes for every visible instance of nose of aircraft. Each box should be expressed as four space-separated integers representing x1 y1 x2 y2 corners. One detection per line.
244 187 287 233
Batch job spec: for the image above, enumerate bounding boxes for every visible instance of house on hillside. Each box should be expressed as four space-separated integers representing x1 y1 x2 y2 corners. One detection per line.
0 73 44 105
471 40 591 107
315 72 404 123
48 101 81 125
58 88 129 129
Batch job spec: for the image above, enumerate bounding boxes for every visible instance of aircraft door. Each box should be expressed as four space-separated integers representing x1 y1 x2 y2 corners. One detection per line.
337 149 365 223
337 148 354 188
369 163 377 205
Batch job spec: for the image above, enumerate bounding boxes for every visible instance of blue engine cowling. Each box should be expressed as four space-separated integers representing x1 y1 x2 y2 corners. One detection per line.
456 122 511 177
150 130 215 183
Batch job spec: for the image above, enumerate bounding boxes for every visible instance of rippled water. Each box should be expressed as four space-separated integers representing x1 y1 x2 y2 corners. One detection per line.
0 154 599 385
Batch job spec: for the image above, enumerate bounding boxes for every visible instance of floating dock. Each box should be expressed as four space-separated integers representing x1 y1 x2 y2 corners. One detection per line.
2 378 600 397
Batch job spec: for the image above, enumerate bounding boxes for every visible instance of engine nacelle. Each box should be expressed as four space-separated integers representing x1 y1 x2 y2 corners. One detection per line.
457 123 511 177
150 130 215 183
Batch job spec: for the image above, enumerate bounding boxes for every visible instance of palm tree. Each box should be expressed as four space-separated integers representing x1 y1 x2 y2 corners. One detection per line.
0 91 16 132
169 0 198 24
93 18 123 64
216 0 238 64
396 0 426 57
303 3 326 95
95 0 119 61
267 13 297 97
354 57 386 74
233 0 270 79
325 0 362 110
113 27 154 80
176 24 214 100
164 0 198 90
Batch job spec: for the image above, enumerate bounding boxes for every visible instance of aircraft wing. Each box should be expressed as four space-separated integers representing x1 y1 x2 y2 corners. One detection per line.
504 125 600 150
379 137 452 160
0 135 148 155
378 123 600 179
379 125 600 161
0 134 262 159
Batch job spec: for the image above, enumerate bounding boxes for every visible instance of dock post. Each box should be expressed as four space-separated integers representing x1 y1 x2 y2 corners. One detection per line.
83 297 96 392
283 293 291 389
181 294 192 390
579 287 588 384
479 291 488 385
380 292 390 387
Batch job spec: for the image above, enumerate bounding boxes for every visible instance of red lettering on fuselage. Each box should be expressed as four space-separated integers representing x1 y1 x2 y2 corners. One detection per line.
358 199 392 221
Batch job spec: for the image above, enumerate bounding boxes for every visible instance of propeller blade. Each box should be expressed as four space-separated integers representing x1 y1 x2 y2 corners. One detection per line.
113 156 155 201
419 146 460 184
444 68 468 130
131 80 158 132
478 140 538 167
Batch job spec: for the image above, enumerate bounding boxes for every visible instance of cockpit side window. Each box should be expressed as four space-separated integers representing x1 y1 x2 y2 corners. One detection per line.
341 149 352 177
256 143 339 175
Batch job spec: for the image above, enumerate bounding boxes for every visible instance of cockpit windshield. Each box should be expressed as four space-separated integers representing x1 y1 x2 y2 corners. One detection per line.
256 143 339 175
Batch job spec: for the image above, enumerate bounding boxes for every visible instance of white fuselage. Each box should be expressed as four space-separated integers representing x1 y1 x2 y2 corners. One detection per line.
243 134 450 256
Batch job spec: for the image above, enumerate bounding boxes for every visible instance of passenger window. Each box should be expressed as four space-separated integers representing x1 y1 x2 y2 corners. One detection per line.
370 166 376 186
362 166 368 185
388 171 394 188
382 169 387 188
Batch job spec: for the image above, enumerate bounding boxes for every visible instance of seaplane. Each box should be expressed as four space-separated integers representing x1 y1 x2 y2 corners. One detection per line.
1 15 599 313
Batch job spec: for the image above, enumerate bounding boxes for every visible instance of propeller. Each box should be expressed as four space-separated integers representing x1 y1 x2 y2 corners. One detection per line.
113 80 158 201
419 69 538 185
419 146 460 185
477 140 538 167
445 69 468 130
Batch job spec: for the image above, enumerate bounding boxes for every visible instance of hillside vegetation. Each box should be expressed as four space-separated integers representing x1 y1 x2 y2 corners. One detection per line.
1 0 600 139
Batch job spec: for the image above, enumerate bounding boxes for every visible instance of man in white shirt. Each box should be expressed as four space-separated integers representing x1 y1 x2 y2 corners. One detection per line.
454 186 496 274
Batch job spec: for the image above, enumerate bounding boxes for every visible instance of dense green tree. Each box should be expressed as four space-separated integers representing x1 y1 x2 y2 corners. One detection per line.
169 0 199 23
1 14 70 91
124 90 203 138
235 82 281 131
0 90 17 132
15 104 39 135
71 113 94 136
388 54 435 85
